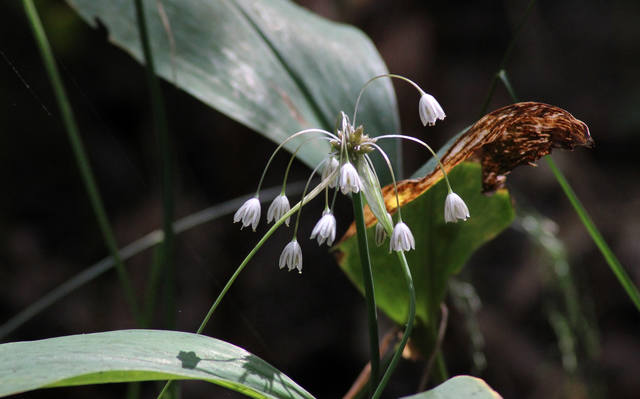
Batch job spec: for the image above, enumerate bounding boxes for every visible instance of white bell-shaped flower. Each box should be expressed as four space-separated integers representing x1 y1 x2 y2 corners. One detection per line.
310 210 337 246
279 239 303 273
374 212 392 247
233 197 261 231
322 157 340 188
444 192 470 223
390 221 415 252
267 194 291 226
419 92 446 126
339 162 362 195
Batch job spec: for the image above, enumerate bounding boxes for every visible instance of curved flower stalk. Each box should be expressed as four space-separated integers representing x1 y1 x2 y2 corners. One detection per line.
217 73 470 398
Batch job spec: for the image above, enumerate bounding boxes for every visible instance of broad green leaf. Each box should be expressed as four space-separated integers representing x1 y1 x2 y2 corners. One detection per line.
0 329 314 399
65 0 400 171
336 162 514 326
400 375 502 399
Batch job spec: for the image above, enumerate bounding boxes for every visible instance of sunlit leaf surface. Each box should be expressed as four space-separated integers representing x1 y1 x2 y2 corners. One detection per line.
66 0 400 170
0 329 315 399
400 375 502 399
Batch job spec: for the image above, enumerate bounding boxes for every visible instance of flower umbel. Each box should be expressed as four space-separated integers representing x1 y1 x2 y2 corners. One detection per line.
444 192 470 223
390 221 415 252
279 239 303 273
419 92 446 126
310 210 337 246
236 74 463 271
267 194 291 226
233 197 261 231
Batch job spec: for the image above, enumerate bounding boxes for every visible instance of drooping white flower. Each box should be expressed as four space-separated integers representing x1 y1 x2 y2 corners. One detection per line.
267 194 291 226
390 221 415 252
339 162 362 195
444 192 470 223
279 239 303 273
418 92 446 126
310 210 337 246
374 212 392 247
322 157 340 188
233 197 261 231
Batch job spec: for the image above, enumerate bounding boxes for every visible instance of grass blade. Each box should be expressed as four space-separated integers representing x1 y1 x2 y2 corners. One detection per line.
21 0 141 324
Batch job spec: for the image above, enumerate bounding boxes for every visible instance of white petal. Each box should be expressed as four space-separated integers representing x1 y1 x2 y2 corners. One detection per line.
233 197 261 231
374 212 392 247
322 157 340 188
444 192 470 223
267 194 291 226
419 93 446 126
339 162 362 195
279 239 303 273
310 211 337 246
390 222 415 252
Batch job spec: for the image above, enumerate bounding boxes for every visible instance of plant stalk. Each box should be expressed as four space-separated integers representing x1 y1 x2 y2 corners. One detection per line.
22 0 141 325
157 174 336 399
499 69 640 313
545 157 640 312
351 192 380 393
133 0 176 328
372 250 415 399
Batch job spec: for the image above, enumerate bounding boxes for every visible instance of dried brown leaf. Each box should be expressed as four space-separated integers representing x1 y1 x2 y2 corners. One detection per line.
343 102 593 237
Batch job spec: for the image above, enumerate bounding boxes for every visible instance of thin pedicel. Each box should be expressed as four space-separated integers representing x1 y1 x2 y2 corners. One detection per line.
233 73 470 271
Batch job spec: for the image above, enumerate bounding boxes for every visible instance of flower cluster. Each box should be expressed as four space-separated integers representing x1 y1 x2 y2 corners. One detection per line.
232 74 469 273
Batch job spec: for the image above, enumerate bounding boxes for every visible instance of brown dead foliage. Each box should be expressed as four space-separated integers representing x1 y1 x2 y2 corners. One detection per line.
342 102 593 237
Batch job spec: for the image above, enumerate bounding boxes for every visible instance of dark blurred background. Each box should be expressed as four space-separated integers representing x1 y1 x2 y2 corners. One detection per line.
1 0 639 398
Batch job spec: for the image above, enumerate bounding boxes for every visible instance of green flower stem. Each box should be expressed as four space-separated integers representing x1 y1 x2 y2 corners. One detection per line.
478 0 537 116
351 192 380 392
22 0 141 325
372 250 416 399
157 174 336 399
545 157 640 312
133 0 175 329
497 69 640 313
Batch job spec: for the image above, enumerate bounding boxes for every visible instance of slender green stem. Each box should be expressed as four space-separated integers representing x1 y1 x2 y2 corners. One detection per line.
22 0 141 324
545 157 640 312
478 0 536 116
353 73 423 125
376 135 453 192
0 183 303 339
157 173 336 399
372 250 415 399
352 192 380 392
133 0 175 329
497 69 640 313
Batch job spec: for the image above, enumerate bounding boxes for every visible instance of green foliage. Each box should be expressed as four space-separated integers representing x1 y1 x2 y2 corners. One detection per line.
337 163 514 326
400 375 501 399
0 329 315 399
66 0 400 171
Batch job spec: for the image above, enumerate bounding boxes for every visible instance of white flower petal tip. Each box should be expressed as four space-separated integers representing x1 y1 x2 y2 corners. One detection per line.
310 210 337 246
339 162 362 195
444 192 470 223
233 197 261 231
419 92 446 126
279 239 303 273
390 222 415 252
322 157 340 188
267 194 291 226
